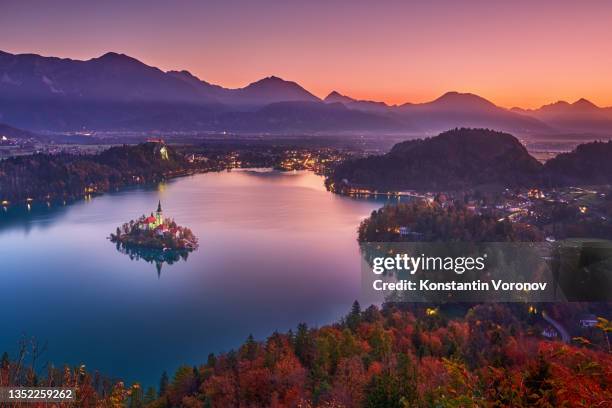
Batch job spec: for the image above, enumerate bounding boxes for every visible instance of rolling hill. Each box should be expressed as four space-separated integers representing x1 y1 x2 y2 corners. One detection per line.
328 128 543 191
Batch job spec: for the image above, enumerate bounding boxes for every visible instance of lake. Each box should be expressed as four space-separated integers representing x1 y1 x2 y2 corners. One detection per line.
0 169 389 386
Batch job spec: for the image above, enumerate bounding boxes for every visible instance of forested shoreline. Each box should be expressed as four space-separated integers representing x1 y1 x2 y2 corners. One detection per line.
0 142 198 206
2 302 610 407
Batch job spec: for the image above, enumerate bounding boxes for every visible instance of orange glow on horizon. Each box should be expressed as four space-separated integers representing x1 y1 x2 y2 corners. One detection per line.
2 1 612 110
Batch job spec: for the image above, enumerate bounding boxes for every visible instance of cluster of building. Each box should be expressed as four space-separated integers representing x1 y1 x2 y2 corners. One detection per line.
0 135 36 158
492 187 610 234
187 147 351 175
275 149 347 174
138 201 181 238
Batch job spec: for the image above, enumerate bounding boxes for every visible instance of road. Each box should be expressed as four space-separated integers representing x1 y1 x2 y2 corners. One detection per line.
542 310 570 343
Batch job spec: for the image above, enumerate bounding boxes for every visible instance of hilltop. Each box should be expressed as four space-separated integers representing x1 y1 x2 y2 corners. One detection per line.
543 140 612 185
328 128 543 192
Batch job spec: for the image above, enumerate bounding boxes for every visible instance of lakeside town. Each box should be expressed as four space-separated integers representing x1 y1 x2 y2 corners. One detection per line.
343 184 612 242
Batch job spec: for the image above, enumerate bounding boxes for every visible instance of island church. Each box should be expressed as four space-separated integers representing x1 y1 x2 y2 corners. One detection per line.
141 201 164 230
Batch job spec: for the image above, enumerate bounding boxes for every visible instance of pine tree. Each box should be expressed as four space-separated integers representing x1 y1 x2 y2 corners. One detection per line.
1 352 9 369
294 323 314 367
346 300 362 332
206 353 216 368
245 334 257 361
159 371 169 397
143 387 157 404
192 366 200 389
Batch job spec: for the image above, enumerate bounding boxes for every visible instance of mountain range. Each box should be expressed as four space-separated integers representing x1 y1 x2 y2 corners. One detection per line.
1 50 611 135
512 99 612 134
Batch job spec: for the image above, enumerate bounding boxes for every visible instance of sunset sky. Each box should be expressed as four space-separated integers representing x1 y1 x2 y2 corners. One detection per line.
1 0 612 108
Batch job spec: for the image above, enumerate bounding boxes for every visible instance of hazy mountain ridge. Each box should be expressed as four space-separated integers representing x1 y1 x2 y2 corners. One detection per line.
166 71 322 107
396 92 551 134
512 98 612 134
0 122 38 139
215 101 403 132
1 50 611 134
324 91 391 114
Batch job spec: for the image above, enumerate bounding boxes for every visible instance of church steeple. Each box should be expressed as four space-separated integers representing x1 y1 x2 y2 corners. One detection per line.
155 200 163 226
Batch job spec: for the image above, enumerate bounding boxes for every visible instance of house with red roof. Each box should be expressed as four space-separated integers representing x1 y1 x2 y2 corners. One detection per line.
139 201 165 230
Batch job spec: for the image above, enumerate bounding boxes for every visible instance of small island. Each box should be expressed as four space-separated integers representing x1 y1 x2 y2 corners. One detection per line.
110 201 198 251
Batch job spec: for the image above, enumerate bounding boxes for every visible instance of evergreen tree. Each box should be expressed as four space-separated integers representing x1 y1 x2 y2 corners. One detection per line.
192 366 200 390
346 300 362 332
287 329 295 346
206 353 216 368
159 371 169 397
143 387 157 404
1 351 9 369
363 304 382 323
244 334 257 361
364 372 404 408
294 323 314 367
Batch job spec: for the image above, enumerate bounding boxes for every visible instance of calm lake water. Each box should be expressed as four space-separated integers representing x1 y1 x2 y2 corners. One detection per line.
0 170 389 386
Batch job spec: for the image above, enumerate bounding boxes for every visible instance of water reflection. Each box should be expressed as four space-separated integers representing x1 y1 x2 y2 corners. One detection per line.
0 201 72 232
113 241 192 277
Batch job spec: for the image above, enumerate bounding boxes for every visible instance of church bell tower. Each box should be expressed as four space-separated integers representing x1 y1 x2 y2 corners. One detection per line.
156 200 163 226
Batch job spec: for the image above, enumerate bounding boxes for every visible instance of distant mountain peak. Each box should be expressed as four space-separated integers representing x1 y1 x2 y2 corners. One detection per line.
99 51 123 58
550 100 571 107
572 98 598 109
97 51 130 60
324 91 355 104
428 91 497 109
517 97 612 134
537 98 600 113
249 76 286 86
235 75 320 103
167 69 199 80
440 91 461 97
166 69 217 89
92 52 143 66
437 91 491 102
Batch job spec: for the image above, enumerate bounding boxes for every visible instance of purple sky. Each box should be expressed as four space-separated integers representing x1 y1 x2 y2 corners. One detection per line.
1 0 612 107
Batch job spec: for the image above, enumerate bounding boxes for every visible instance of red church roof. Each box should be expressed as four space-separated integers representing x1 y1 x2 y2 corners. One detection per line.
144 216 156 223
